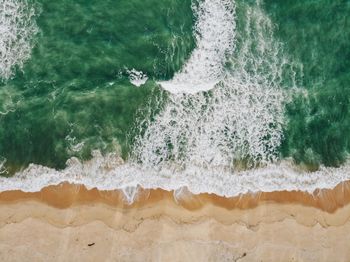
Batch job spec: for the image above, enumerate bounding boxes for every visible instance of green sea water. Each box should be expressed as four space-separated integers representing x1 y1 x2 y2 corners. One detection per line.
0 0 194 172
264 0 350 167
0 0 349 174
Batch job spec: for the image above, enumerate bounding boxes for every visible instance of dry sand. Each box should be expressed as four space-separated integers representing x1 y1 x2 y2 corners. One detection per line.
1 182 350 261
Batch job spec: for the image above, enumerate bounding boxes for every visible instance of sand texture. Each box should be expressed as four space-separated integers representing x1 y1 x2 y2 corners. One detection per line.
1 182 350 261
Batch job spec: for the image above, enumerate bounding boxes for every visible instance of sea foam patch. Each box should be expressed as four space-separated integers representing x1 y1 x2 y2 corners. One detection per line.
133 1 292 170
0 0 38 80
159 0 235 94
127 69 148 87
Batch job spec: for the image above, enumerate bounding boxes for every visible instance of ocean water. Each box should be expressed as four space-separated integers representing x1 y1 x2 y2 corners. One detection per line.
0 0 349 196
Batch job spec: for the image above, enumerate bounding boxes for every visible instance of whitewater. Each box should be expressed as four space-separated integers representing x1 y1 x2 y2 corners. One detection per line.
1 0 350 201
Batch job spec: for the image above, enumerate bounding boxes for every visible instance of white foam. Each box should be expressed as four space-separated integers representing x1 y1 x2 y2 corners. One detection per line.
1 152 350 199
0 0 38 80
133 1 291 170
159 0 236 94
127 69 148 87
0 157 7 175
65 134 85 153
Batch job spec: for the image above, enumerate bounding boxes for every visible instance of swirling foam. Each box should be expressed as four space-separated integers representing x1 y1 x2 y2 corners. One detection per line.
159 0 236 94
127 69 148 87
0 0 38 80
133 1 293 169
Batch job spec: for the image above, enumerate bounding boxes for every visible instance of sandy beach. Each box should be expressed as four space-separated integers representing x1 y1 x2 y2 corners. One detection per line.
0 182 350 261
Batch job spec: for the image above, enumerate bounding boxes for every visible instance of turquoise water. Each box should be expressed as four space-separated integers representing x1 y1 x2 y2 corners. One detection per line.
0 0 349 176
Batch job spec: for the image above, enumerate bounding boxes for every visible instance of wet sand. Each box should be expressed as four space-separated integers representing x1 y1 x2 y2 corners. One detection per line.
1 182 350 261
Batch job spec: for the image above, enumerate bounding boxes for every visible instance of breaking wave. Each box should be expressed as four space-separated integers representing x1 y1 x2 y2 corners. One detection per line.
160 0 235 94
133 0 294 170
1 151 350 202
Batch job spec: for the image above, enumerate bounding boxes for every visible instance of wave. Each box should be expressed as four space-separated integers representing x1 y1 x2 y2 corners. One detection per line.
132 0 295 170
159 0 235 94
0 0 38 80
1 151 350 202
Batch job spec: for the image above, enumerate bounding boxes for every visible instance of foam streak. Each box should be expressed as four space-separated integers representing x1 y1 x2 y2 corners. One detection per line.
0 0 38 80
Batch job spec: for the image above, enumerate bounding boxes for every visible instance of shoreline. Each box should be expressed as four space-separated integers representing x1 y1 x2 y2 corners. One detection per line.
1 180 350 213
1 182 350 261
3 158 350 198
